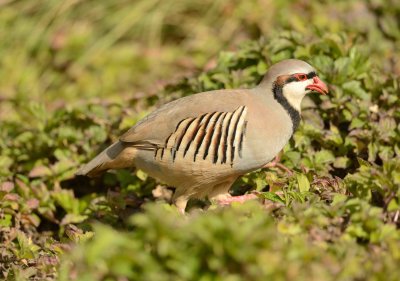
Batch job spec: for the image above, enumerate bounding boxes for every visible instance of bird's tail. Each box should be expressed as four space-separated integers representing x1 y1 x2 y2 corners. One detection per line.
76 141 129 177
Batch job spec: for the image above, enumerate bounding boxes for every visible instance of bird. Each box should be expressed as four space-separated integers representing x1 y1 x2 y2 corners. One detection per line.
76 59 328 213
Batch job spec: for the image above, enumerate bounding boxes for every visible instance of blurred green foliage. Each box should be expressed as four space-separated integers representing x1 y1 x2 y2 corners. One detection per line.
57 202 400 281
0 0 400 280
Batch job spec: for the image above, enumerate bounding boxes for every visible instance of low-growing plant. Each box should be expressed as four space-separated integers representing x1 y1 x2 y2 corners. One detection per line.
1 0 400 280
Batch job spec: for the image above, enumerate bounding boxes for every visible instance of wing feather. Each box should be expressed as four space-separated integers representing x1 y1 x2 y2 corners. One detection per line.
119 90 251 158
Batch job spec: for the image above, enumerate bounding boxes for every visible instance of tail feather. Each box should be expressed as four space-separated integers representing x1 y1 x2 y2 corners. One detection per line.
76 141 126 177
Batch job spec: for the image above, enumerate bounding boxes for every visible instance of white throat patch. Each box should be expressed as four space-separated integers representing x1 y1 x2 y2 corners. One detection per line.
282 80 311 112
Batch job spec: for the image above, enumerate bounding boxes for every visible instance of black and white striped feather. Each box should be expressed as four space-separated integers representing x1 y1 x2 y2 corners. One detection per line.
155 106 248 166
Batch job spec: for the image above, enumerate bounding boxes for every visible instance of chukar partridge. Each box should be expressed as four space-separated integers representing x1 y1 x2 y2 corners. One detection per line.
77 59 328 212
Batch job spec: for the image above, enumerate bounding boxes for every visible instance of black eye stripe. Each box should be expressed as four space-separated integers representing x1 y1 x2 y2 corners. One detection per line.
306 71 317 79
285 71 317 84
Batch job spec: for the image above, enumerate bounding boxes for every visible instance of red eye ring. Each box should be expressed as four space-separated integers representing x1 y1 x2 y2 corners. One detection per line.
295 73 307 81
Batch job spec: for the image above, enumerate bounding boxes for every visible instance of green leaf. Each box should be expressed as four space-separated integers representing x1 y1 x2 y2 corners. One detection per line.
333 157 350 169
357 157 372 168
0 214 12 227
296 173 310 192
349 118 365 129
387 199 399 212
331 194 348 206
61 214 88 225
258 192 285 204
314 150 335 166
343 80 369 100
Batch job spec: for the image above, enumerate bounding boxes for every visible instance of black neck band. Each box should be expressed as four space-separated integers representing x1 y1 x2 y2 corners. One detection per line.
272 83 301 133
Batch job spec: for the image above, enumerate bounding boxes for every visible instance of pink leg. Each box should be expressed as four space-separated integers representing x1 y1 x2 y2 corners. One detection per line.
262 154 293 175
216 193 259 205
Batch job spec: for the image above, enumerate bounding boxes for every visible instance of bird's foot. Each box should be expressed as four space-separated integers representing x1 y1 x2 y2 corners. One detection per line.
173 196 189 214
215 192 259 206
262 155 293 176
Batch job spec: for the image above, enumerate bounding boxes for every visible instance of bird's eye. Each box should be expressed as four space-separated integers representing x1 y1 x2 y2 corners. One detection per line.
295 73 307 81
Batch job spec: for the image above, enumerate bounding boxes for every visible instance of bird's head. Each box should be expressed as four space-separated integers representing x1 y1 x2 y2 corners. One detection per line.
259 59 328 112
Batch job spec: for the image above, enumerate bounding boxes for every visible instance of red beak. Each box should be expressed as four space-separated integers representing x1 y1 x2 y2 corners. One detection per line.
306 76 329 95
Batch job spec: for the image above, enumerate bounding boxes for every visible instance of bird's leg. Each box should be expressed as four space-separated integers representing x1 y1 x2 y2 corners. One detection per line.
213 192 259 206
262 153 293 175
172 193 189 214
174 198 188 214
